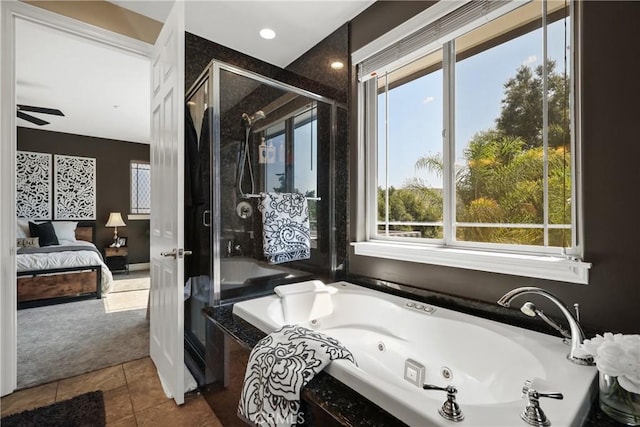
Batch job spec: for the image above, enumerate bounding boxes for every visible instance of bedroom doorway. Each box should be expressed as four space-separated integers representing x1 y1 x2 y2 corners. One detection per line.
0 1 168 396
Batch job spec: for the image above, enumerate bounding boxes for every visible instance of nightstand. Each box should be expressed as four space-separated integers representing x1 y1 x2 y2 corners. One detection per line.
104 246 129 274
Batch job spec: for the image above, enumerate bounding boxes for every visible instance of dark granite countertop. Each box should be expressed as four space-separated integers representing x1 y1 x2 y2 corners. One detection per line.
203 303 627 427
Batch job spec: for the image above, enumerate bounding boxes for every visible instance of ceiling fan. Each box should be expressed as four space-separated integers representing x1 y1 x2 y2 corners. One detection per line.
17 104 64 126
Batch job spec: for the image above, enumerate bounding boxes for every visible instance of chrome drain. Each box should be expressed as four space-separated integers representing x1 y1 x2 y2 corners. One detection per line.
377 342 386 352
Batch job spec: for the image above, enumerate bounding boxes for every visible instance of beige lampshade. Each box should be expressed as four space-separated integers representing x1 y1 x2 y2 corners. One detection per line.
105 212 126 228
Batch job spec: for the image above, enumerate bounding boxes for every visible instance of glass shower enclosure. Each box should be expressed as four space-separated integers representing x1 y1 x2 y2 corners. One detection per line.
184 61 341 385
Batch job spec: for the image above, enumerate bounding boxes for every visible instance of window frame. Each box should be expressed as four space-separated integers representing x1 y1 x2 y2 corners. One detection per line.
129 160 150 219
260 104 319 196
353 0 590 284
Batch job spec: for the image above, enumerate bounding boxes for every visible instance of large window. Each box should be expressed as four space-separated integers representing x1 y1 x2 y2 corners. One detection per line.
356 0 590 283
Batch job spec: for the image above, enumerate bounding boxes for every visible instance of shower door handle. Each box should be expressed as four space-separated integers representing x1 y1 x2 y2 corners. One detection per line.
202 210 211 227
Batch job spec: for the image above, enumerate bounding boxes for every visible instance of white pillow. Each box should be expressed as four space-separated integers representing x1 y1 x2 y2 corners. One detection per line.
51 221 78 243
17 237 39 248
17 219 30 238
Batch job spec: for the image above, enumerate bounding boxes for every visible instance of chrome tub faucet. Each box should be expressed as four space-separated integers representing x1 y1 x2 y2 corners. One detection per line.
497 287 594 366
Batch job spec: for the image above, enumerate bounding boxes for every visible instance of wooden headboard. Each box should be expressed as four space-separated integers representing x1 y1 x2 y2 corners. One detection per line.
71 221 96 244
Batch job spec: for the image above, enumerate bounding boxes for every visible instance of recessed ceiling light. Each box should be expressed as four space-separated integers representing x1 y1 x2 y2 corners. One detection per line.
260 28 276 40
331 61 344 70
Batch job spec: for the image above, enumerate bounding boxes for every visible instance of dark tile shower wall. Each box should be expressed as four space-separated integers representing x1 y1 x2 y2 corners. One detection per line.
186 28 348 104
334 106 349 276
284 24 349 105
185 24 350 278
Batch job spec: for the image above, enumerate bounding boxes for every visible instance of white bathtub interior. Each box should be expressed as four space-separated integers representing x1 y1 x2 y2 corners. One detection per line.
233 281 597 427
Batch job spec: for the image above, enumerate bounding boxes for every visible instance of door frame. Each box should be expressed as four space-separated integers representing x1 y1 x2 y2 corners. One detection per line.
0 0 152 396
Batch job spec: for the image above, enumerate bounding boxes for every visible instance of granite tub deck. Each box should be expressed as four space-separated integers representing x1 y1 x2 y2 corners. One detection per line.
203 305 624 427
203 304 406 426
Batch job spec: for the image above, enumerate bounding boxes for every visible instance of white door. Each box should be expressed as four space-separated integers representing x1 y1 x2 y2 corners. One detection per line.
149 0 185 405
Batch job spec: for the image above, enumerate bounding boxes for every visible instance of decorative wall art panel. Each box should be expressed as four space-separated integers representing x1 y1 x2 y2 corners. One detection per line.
54 155 96 220
16 151 52 220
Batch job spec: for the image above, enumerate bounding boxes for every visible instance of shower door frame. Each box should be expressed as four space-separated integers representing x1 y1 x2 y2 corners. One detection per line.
210 60 343 306
184 65 215 385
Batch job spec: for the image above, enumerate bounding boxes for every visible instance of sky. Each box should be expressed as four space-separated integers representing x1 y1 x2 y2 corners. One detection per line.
378 17 570 189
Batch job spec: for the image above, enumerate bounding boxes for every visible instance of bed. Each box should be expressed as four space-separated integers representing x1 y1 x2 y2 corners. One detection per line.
16 221 113 309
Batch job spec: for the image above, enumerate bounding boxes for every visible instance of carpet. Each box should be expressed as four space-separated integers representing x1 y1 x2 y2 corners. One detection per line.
110 270 151 293
18 294 149 389
1 391 105 427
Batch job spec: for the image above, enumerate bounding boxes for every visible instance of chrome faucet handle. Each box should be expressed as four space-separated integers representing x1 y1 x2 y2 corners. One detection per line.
423 383 464 422
521 380 563 427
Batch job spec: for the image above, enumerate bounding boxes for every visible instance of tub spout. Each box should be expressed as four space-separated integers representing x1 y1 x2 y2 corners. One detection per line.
497 287 594 366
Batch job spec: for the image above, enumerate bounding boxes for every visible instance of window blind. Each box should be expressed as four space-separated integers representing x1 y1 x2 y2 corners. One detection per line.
357 0 530 82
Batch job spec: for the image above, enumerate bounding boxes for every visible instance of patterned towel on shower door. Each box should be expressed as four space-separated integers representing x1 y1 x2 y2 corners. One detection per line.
238 325 355 427
258 192 311 264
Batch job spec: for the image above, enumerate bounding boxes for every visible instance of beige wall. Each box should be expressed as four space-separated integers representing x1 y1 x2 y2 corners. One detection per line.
24 0 162 44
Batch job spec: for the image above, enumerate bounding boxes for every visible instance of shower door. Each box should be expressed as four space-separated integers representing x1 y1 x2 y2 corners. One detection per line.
184 60 343 385
212 62 339 305
184 67 213 384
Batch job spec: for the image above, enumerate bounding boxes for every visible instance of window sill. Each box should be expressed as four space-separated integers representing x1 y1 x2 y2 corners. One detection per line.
351 241 591 284
128 214 150 220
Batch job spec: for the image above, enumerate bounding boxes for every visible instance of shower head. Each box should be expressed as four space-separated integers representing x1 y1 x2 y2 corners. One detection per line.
241 110 266 128
520 301 572 340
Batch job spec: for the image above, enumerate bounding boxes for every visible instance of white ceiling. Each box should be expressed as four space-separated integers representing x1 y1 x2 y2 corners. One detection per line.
16 18 151 143
113 1 374 68
16 1 373 143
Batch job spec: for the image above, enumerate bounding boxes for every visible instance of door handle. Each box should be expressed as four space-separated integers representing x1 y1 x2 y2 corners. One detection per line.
179 249 192 258
202 210 211 227
160 248 192 259
161 248 177 258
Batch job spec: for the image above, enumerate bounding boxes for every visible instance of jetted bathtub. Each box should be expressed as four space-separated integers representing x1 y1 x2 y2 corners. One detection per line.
233 281 597 427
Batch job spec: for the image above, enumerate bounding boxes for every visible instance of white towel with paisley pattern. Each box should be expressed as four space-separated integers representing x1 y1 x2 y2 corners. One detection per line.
238 325 355 427
258 192 310 264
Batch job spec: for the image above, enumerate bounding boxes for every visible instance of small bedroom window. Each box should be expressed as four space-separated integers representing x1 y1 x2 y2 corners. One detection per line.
130 161 150 218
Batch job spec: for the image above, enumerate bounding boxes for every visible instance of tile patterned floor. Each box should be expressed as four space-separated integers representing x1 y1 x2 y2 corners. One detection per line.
1 357 222 427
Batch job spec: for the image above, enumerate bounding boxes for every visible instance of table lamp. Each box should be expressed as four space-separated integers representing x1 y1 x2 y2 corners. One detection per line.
105 212 126 245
